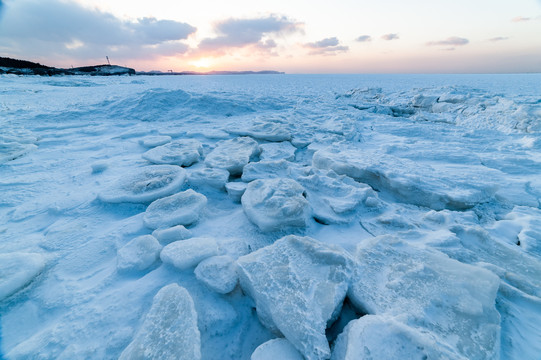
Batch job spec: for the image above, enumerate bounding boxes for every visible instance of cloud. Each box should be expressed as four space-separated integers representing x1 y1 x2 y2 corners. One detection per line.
0 0 196 64
198 15 302 53
356 35 372 42
304 37 349 55
511 16 530 22
381 33 399 41
427 36 469 47
488 36 509 42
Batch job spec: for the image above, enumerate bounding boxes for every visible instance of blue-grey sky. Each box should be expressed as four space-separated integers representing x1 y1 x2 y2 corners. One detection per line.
1 0 540 73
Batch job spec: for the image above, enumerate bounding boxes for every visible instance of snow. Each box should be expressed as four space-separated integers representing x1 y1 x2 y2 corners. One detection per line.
0 253 46 301
237 235 353 360
2 73 541 360
194 255 238 294
142 139 202 166
119 283 201 360
241 178 310 232
160 237 220 270
251 338 304 360
205 137 260 176
143 189 207 229
117 235 162 272
98 165 186 203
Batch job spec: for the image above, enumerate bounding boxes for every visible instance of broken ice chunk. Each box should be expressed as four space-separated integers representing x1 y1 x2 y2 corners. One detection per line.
142 139 202 166
205 137 260 176
251 338 304 360
119 283 201 360
194 255 238 294
160 237 219 270
117 235 161 272
143 189 207 229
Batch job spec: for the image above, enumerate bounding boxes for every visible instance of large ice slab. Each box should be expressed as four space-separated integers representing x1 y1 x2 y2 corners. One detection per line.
241 178 310 232
237 235 353 360
98 165 186 203
313 145 498 210
259 142 296 161
228 120 291 142
331 315 463 360
119 283 201 360
143 189 207 229
187 167 230 191
0 253 46 301
241 160 296 182
349 236 501 360
142 139 202 166
160 237 220 270
205 137 260 176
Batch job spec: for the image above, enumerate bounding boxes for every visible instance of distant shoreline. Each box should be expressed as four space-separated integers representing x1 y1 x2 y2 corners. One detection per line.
0 56 284 76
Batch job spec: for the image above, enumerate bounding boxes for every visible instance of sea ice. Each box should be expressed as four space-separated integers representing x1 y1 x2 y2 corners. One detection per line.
259 142 296 161
241 159 297 182
296 169 376 224
331 315 463 360
152 225 192 245
188 167 230 190
194 255 238 294
241 178 310 232
160 237 220 270
237 235 353 360
142 139 202 166
116 235 162 272
313 145 498 210
138 135 172 148
228 120 291 142
349 235 501 360
251 338 304 360
143 189 207 229
205 137 260 176
0 253 46 301
98 165 186 203
119 283 201 360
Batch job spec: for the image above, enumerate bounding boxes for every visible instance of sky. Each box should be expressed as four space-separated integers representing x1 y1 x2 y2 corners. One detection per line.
0 0 540 73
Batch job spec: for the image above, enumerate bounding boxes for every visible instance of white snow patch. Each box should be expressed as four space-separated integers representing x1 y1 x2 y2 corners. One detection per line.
0 253 46 301
143 189 207 229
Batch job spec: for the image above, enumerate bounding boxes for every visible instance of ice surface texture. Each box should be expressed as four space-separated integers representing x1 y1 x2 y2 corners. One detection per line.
119 283 201 360
0 253 45 301
143 189 207 229
251 338 304 360
241 178 310 232
205 137 260 175
237 235 353 360
98 165 186 203
142 139 202 166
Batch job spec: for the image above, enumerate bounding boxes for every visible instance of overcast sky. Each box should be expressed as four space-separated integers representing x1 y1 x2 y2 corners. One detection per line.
1 0 540 73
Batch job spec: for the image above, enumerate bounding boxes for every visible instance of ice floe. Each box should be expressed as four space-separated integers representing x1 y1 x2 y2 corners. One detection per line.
241 178 310 232
119 283 201 360
237 235 353 360
251 338 304 360
205 137 260 175
116 235 161 272
138 135 172 148
188 167 230 191
98 165 186 203
152 225 192 245
228 120 291 142
259 142 296 161
142 139 203 166
194 255 238 294
225 181 247 202
160 237 220 270
143 189 207 229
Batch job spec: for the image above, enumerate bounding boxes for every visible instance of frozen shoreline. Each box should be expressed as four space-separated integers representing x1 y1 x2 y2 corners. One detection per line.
1 74 540 359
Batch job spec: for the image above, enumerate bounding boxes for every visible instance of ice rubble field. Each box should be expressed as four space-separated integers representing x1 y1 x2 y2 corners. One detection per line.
1 73 541 359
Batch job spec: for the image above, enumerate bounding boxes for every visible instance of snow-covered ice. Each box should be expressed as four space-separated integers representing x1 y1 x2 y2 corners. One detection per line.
119 283 201 360
142 139 202 166
143 189 207 229
2 74 541 360
241 178 310 232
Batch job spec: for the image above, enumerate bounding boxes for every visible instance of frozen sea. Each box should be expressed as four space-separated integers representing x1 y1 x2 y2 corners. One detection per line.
1 74 541 359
